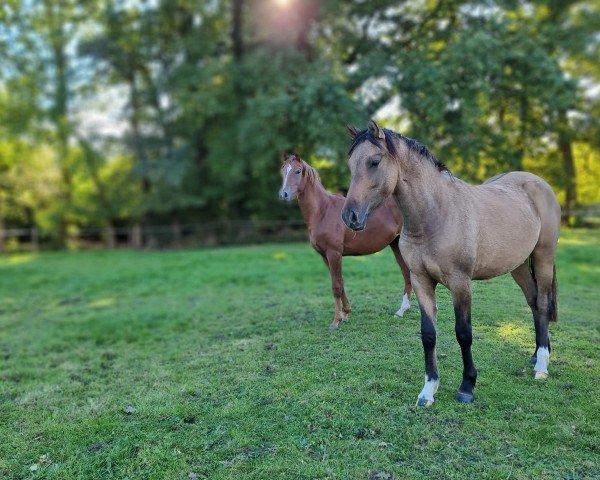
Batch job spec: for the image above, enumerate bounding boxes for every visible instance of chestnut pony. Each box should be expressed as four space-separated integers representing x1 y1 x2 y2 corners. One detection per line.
279 153 413 330
342 121 560 406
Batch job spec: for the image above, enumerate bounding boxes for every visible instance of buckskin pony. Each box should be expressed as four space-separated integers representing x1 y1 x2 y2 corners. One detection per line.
342 121 560 406
279 153 413 330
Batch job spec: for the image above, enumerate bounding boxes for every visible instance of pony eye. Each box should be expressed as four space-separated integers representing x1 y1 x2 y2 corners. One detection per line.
295 170 301 174
369 154 383 168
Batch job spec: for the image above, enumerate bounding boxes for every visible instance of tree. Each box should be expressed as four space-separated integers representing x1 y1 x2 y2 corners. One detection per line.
323 0 598 223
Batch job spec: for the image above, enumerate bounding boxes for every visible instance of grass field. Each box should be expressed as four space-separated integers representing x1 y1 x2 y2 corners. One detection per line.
1 229 599 479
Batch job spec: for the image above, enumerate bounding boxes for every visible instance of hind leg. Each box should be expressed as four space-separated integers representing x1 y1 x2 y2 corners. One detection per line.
448 277 478 403
530 248 556 379
323 253 352 322
390 240 412 317
341 290 351 321
510 261 546 364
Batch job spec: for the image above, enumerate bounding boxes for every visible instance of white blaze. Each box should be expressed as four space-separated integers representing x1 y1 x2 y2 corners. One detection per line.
281 164 292 191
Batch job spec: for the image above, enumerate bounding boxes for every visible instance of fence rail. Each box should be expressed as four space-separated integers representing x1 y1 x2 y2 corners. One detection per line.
1 206 599 252
0 220 311 252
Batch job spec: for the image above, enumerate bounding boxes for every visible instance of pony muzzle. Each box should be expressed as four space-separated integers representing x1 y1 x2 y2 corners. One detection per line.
279 189 292 201
342 203 368 231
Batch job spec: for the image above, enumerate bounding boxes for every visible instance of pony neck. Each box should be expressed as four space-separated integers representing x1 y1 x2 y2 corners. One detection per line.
297 174 328 226
393 140 450 238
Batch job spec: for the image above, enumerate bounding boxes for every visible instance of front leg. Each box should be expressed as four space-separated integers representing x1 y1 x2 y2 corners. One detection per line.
326 252 345 331
451 281 477 403
412 274 439 407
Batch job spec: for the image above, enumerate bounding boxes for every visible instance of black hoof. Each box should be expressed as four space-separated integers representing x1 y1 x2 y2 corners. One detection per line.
416 397 432 407
530 356 537 365
456 391 474 403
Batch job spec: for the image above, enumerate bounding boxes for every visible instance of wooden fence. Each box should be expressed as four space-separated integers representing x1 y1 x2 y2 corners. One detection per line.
1 205 598 252
0 220 309 252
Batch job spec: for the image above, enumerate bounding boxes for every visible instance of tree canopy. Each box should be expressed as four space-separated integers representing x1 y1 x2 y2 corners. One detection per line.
0 0 598 247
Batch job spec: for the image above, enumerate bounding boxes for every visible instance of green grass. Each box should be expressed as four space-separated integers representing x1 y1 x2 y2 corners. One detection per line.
1 229 599 480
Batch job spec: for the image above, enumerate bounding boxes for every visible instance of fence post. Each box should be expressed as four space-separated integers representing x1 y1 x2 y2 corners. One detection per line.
172 218 182 247
31 228 39 252
131 224 143 249
105 224 116 249
0 217 4 253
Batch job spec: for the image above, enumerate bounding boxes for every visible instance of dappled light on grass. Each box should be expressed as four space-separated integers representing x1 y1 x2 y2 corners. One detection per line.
570 263 600 274
272 252 287 260
0 254 36 266
88 298 115 308
496 322 529 341
347 256 367 262
557 229 599 246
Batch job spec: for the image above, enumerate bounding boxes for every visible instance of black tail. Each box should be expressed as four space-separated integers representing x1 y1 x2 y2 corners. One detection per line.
530 258 558 322
549 264 558 322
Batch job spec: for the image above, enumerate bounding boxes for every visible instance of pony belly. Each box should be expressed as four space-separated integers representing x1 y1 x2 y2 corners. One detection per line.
343 228 396 256
473 264 520 280
472 219 539 280
472 248 532 280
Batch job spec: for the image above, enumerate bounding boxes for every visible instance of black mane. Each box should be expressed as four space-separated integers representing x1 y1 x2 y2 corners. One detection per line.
349 128 449 174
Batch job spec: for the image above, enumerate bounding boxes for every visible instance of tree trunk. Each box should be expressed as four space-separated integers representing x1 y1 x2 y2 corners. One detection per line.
128 72 151 238
31 228 40 252
231 0 250 220
171 216 182 247
558 109 577 224
0 211 5 253
45 0 73 248
131 223 143 249
79 139 116 239
105 221 116 249
514 94 529 171
232 0 244 60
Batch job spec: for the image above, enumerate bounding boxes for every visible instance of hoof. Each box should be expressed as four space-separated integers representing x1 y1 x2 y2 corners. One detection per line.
328 318 343 331
395 295 411 317
534 371 548 380
415 397 434 407
456 391 474 403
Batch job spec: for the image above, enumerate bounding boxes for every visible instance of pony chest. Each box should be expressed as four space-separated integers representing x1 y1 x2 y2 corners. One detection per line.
399 238 425 271
307 224 322 245
307 225 335 254
400 236 470 284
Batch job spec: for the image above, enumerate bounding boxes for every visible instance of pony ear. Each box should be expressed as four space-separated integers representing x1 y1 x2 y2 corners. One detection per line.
283 152 297 163
347 124 359 139
368 119 385 140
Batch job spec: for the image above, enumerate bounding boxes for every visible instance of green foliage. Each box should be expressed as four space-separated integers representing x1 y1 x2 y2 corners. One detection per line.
0 0 599 239
203 50 363 219
1 229 599 478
